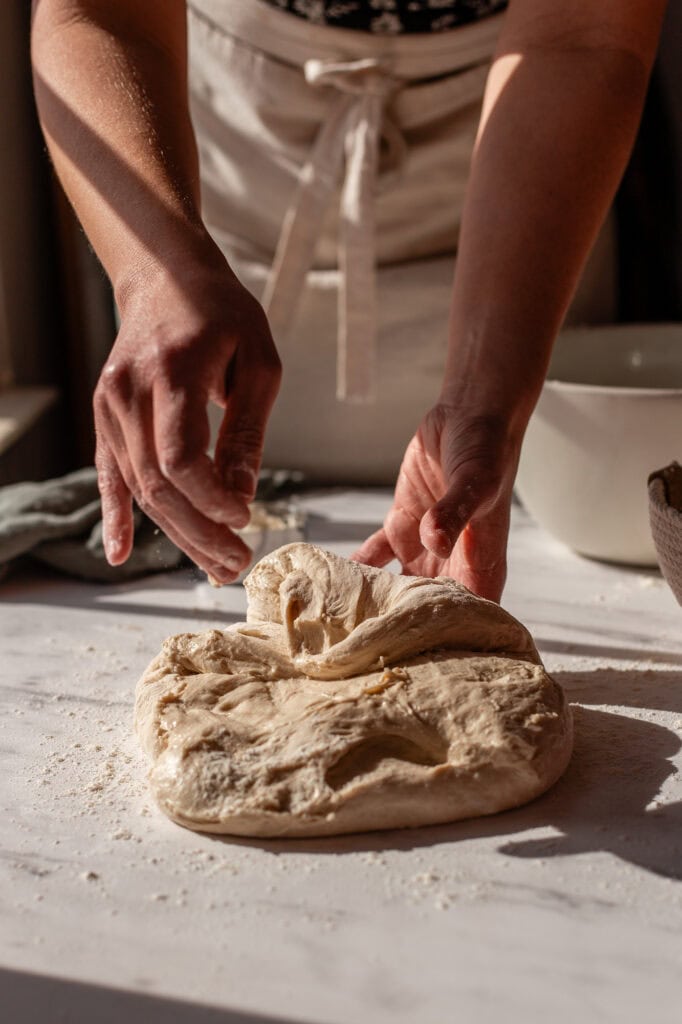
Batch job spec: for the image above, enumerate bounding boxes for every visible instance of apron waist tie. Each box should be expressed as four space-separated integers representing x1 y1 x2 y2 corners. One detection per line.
262 57 401 403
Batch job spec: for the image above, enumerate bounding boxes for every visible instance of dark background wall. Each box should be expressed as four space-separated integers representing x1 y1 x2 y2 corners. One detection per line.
617 1 682 322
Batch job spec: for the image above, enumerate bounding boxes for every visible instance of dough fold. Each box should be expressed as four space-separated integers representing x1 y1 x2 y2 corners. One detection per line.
135 543 572 836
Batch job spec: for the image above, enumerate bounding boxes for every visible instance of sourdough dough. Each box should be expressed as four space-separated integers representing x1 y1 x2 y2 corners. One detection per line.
135 543 572 837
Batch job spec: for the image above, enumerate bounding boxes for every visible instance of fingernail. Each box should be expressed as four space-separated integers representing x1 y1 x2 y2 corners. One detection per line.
226 555 245 573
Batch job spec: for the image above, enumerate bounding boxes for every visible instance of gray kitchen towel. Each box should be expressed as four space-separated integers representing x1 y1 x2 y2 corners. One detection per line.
0 467 185 582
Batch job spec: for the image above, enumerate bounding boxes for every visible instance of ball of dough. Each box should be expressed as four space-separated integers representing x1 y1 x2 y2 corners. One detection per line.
135 544 572 837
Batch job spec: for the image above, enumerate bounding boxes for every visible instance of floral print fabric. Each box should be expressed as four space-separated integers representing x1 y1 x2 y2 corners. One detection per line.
262 0 507 35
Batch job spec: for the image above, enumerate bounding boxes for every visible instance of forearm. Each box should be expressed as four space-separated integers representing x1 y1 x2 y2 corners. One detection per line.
444 8 666 434
31 0 217 308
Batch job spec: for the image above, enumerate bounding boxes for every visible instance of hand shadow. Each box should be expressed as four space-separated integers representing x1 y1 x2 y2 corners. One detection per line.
498 668 682 881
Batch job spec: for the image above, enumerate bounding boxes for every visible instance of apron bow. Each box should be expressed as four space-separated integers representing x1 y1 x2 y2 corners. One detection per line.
262 56 403 402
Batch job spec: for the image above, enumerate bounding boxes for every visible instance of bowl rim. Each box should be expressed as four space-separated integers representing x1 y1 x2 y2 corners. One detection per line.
548 323 682 394
544 378 682 396
556 322 682 341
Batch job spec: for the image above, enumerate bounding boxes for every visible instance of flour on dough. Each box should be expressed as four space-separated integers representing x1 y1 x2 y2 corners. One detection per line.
135 543 572 837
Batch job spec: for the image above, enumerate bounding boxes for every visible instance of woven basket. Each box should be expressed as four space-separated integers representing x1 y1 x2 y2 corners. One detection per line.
649 461 682 605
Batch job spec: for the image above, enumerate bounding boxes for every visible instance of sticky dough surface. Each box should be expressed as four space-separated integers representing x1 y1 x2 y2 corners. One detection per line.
135 544 573 837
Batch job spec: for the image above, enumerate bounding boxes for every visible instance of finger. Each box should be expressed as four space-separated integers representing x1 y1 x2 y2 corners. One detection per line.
153 378 250 528
139 497 245 586
123 451 246 585
110 392 252 577
399 548 446 579
419 462 501 560
351 528 395 568
384 500 432 566
214 342 281 503
453 501 510 602
95 437 134 565
99 399 240 582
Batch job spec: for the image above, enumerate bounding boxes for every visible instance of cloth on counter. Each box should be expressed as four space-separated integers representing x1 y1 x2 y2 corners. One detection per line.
0 468 184 583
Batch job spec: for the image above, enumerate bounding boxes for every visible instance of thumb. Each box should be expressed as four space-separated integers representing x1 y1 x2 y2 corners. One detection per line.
419 460 502 559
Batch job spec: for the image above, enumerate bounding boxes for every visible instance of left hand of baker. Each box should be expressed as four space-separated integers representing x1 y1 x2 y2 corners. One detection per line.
352 403 520 602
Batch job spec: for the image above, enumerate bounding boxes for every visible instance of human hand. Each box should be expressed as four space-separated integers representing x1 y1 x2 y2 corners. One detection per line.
94 252 281 584
352 404 520 602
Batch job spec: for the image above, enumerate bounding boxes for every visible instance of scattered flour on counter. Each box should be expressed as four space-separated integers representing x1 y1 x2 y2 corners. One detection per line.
9 558 682 951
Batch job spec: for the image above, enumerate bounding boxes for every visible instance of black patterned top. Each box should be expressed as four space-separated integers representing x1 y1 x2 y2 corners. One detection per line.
262 0 507 34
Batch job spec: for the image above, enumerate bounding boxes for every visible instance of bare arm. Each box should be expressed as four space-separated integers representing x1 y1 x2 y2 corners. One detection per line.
31 0 281 581
31 0 203 291
356 0 667 599
442 0 667 426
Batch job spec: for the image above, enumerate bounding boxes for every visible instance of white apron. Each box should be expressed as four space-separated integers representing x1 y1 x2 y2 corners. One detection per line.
187 0 615 483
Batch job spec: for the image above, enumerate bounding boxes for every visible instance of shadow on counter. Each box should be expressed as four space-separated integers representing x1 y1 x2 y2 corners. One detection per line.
1 563 247 624
1 965 299 1024
214 668 682 883
496 667 682 880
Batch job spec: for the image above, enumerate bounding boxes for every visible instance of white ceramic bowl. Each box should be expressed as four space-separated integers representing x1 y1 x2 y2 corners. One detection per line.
515 324 682 566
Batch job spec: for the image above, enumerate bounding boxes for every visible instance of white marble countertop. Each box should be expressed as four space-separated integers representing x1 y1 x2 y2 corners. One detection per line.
3 490 682 1024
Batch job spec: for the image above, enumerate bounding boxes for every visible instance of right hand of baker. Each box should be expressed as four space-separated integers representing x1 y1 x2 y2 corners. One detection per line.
94 254 281 584
352 403 520 602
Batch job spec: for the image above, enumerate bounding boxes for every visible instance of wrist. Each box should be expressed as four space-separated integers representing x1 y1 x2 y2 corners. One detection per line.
439 325 552 438
112 226 232 317
436 380 538 447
